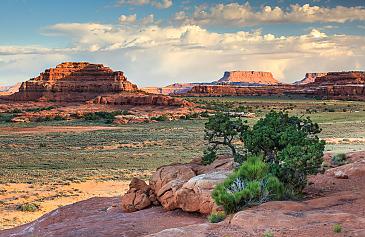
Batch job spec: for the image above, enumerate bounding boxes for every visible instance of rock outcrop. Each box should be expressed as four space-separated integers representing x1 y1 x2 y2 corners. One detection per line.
141 83 199 95
91 93 194 107
121 156 235 214
294 72 328 85
187 84 294 96
217 71 279 85
7 62 138 102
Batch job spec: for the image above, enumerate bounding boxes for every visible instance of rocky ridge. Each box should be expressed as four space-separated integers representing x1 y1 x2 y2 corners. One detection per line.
186 71 365 100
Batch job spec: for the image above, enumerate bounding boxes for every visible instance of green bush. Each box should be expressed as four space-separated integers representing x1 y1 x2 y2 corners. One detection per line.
243 111 325 192
202 148 217 165
331 153 347 166
83 111 123 123
212 155 284 214
263 231 274 237
16 203 40 212
207 211 225 223
333 223 342 233
0 113 16 122
151 115 169 121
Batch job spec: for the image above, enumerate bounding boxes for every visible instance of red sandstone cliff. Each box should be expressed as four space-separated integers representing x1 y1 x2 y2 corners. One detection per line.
294 73 328 85
218 71 279 85
7 62 138 102
186 71 365 100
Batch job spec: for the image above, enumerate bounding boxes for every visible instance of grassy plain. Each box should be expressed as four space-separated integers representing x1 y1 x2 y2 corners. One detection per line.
1 95 365 229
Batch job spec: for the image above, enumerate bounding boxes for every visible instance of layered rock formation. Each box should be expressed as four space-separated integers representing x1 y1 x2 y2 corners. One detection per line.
294 72 328 85
186 71 365 100
8 62 138 102
91 93 194 107
217 71 279 85
187 84 295 96
141 83 201 95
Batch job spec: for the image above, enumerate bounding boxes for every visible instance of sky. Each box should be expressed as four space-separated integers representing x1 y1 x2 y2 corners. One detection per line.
1 0 365 87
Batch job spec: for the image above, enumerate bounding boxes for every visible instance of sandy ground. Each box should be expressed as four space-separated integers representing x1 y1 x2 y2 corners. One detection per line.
0 125 124 135
0 180 129 230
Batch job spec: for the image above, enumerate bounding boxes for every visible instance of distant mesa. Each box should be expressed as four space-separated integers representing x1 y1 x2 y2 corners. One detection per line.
140 71 279 95
217 71 279 85
7 62 138 102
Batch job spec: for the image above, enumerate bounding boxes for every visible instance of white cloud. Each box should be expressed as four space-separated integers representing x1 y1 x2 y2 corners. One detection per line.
119 14 137 24
1 22 365 86
175 3 365 26
116 0 172 9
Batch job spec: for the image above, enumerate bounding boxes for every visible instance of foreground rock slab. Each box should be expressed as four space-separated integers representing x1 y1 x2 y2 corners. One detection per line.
0 197 205 237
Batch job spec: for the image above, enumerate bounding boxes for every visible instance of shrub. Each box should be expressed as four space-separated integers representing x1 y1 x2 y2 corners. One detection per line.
83 111 123 123
202 148 217 165
204 112 248 164
0 113 15 122
242 111 325 192
333 223 342 233
212 155 284 214
151 115 169 121
16 203 40 212
263 231 274 237
331 153 347 166
207 211 225 223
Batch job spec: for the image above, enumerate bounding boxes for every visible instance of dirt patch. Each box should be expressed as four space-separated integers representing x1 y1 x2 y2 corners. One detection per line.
0 126 123 135
0 180 130 230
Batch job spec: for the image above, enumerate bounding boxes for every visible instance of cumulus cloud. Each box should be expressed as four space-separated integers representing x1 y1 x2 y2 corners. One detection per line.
2 22 365 86
119 14 137 24
116 0 172 9
175 3 365 26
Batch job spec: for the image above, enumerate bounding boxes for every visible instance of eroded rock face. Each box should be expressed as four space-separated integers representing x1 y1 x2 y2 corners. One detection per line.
294 72 328 85
91 93 194 107
218 71 279 85
8 62 138 102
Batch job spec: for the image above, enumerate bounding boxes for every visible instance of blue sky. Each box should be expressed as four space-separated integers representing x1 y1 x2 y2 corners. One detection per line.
1 0 365 86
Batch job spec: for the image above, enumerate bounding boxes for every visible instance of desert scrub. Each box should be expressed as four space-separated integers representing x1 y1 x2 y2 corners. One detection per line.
243 111 325 193
331 153 347 166
263 231 274 237
207 211 225 223
16 203 40 212
333 223 342 233
83 111 127 123
212 155 284 214
151 114 169 121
